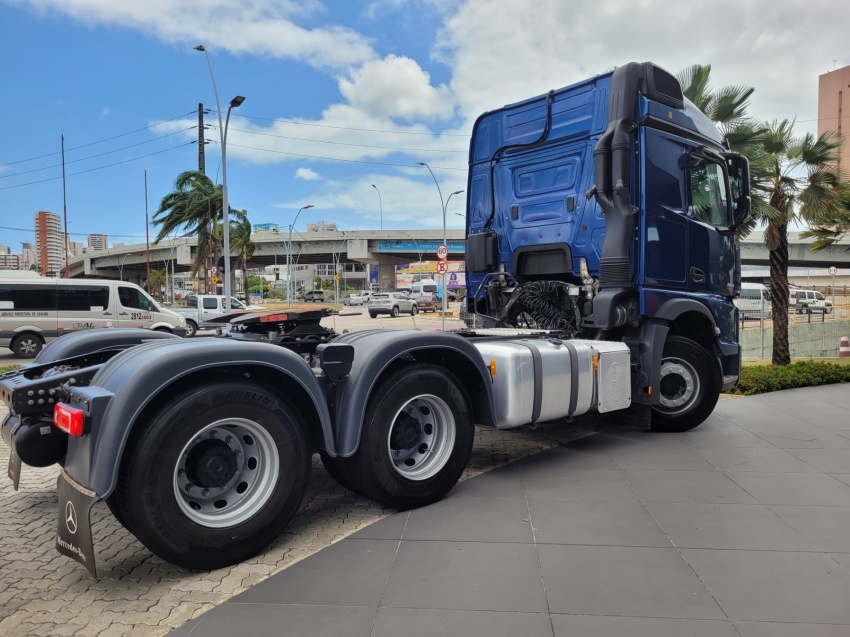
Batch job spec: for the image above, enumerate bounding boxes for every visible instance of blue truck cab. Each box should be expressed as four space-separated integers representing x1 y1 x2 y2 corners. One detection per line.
464 61 751 429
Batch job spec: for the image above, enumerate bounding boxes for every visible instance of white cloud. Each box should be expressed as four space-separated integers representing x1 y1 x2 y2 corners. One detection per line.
9 0 376 69
100 106 109 116
338 54 454 120
435 0 850 133
278 173 467 228
295 167 321 180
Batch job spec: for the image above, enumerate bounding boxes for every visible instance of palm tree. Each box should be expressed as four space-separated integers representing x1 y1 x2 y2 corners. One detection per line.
152 171 247 293
148 269 167 301
231 217 255 299
748 123 843 364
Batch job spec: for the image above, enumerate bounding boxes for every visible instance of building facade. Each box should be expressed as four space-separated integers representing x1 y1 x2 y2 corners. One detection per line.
818 65 850 174
34 211 65 276
87 234 108 250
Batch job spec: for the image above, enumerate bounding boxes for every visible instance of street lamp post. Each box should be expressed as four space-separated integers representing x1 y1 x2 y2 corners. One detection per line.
195 45 244 312
287 205 314 306
371 184 382 230
418 162 463 331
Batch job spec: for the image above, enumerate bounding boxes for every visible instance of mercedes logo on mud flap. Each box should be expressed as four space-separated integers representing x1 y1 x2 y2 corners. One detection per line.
65 501 78 535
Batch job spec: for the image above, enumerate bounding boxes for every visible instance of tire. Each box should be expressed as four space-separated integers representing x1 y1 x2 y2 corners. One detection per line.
391 306 399 318
369 312 377 319
411 304 418 316
109 380 311 570
11 333 43 358
650 336 721 433
319 450 360 494
826 306 833 315
332 363 475 509
185 320 198 338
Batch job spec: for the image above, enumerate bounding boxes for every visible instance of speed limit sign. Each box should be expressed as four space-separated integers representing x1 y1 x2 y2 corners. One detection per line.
436 244 448 260
828 266 838 275
437 260 449 275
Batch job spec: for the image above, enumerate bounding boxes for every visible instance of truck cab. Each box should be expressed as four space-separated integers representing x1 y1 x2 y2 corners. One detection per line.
464 61 750 429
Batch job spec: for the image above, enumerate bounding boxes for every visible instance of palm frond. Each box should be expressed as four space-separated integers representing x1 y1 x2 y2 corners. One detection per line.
676 64 713 112
710 85 755 124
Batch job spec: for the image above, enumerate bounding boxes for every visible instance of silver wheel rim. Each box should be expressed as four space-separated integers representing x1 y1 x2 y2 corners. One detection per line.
387 394 456 481
18 338 38 355
173 418 279 528
655 357 700 415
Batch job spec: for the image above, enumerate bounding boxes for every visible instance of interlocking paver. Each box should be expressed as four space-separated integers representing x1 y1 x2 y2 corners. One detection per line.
0 400 608 636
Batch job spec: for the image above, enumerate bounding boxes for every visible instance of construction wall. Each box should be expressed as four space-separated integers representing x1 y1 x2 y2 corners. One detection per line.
741 320 850 359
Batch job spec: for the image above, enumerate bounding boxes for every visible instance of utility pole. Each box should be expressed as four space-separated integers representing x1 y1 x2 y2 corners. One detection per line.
62 134 69 278
198 103 206 174
144 170 151 293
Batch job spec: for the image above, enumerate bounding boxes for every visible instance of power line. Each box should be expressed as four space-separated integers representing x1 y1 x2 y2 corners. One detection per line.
209 110 470 137
0 224 148 239
0 142 195 191
0 110 197 168
209 140 467 171
0 127 197 179
209 125 467 153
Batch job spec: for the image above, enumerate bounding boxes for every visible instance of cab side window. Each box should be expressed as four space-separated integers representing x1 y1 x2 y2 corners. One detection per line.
119 286 152 311
690 156 729 226
203 298 218 309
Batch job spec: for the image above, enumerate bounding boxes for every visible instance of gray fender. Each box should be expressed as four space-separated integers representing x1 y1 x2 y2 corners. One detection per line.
63 338 334 497
31 328 179 365
653 298 718 328
329 330 496 457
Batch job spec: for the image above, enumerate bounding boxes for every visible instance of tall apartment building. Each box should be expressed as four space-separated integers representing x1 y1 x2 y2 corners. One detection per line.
21 243 37 271
35 211 65 276
68 240 85 259
818 64 850 175
0 254 22 270
87 234 108 250
0 245 11 255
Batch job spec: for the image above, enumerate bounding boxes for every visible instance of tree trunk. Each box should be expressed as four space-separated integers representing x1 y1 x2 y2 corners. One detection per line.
768 222 791 365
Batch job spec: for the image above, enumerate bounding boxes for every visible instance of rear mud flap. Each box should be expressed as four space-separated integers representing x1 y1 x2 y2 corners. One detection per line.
56 471 99 577
7 448 21 491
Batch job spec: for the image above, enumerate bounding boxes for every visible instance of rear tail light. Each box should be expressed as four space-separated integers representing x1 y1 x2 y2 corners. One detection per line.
54 403 87 437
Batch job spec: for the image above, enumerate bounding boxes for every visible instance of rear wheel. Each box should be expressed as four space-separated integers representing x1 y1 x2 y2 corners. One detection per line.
651 336 721 433
185 320 198 338
411 304 418 316
110 380 311 570
391 306 399 318
369 312 377 319
331 363 474 509
11 333 42 358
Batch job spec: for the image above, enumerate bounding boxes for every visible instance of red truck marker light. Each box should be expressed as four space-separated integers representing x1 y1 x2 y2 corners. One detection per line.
55 403 86 437
260 313 289 323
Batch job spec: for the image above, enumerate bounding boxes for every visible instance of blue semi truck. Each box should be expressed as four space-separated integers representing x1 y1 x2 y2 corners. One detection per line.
1 61 748 574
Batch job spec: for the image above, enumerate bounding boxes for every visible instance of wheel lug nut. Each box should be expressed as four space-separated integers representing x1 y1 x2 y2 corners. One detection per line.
209 431 218 438
195 438 201 444
185 484 194 492
235 451 242 458
178 470 185 477
225 436 233 444
202 489 210 496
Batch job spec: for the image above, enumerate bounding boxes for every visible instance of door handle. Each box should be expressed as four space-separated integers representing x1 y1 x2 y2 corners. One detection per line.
103 312 112 316
119 312 128 316
689 268 705 283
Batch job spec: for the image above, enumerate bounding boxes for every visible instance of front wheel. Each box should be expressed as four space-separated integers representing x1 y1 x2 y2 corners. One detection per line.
109 380 311 570
391 306 400 318
410 304 418 316
330 363 474 509
185 320 198 338
650 336 721 433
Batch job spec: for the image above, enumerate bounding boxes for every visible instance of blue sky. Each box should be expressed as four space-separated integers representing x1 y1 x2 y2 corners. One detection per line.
1 0 847 251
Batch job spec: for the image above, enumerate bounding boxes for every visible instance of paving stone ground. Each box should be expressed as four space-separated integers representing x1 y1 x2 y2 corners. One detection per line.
0 399 630 637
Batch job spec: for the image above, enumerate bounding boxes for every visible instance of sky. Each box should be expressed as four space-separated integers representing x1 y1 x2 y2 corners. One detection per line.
0 0 848 251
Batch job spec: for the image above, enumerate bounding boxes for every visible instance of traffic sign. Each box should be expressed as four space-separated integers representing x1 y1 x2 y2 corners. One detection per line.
436 261 449 275
334 274 340 281
828 266 838 275
211 266 218 275
436 244 448 260
210 275 219 284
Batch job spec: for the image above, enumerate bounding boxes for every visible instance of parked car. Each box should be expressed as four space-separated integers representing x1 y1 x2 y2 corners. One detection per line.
789 289 834 314
304 290 325 302
369 292 417 318
735 283 772 320
0 275 187 357
415 292 439 313
343 293 364 306
171 295 257 337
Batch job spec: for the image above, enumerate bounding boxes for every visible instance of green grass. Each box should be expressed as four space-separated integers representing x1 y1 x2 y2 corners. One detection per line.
0 364 20 374
726 360 850 396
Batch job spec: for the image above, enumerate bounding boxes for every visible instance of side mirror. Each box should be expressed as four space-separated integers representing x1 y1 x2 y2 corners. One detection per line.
724 153 751 229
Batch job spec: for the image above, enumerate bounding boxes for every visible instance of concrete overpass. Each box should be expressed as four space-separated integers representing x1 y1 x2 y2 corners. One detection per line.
66 228 850 288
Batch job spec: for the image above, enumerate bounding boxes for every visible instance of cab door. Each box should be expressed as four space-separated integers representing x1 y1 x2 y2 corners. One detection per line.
117 286 155 329
57 284 113 335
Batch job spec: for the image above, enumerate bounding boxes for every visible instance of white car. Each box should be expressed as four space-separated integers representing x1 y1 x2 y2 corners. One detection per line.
343 293 365 306
789 289 833 314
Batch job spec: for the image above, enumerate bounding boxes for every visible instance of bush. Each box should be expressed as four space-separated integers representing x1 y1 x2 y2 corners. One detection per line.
726 361 850 396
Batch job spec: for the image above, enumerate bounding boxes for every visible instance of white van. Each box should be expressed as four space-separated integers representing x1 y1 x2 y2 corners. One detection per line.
789 288 834 315
0 275 187 358
735 283 772 320
410 279 439 296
